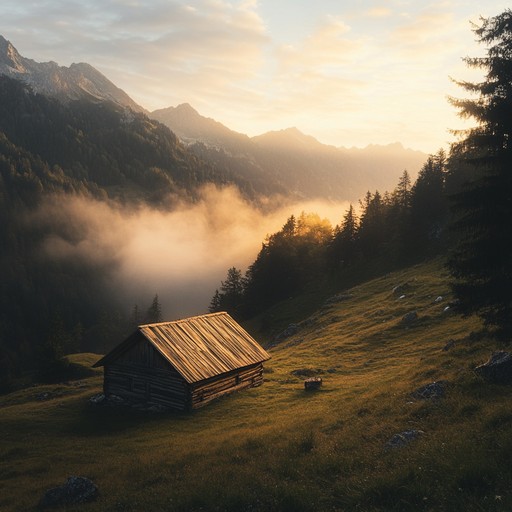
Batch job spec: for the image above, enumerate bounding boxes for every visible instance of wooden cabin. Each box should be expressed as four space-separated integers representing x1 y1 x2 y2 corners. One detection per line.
93 312 271 411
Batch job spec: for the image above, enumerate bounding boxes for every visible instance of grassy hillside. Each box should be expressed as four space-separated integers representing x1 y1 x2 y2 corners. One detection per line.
1 259 511 511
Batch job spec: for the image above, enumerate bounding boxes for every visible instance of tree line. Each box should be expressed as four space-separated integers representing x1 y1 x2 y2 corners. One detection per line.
209 152 450 319
211 10 512 343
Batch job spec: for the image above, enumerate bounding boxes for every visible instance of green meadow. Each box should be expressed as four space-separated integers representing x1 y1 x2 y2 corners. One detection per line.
1 258 511 511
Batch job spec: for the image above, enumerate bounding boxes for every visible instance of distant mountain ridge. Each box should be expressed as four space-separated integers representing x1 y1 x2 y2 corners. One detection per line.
0 35 143 112
152 103 251 151
151 106 428 201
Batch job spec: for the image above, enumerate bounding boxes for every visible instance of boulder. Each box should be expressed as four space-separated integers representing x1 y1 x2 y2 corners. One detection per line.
39 476 98 509
400 311 418 325
412 381 447 399
474 351 512 384
386 430 424 449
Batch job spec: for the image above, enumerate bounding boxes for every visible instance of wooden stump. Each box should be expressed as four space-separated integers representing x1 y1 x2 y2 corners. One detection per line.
304 377 322 390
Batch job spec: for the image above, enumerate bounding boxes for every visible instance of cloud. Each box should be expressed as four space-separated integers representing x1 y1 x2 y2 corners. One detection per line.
0 0 268 112
0 0 498 152
34 187 348 320
364 7 392 18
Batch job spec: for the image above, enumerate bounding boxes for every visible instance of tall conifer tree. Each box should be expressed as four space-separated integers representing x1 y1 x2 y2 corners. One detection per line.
447 10 512 338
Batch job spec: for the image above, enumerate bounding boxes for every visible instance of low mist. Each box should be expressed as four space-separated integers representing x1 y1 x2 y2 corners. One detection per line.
36 186 349 320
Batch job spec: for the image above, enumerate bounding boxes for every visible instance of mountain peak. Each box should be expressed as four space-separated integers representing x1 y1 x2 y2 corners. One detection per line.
0 35 26 73
151 103 251 149
252 127 325 151
175 103 199 115
0 34 144 112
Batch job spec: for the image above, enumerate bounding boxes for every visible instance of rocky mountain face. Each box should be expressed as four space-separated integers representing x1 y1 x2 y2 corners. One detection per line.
0 35 144 112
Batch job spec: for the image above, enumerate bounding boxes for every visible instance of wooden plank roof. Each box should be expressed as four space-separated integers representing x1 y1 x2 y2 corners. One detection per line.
94 312 271 384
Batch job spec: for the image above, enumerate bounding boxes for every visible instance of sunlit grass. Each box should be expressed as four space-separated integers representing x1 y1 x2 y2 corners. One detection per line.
1 258 511 511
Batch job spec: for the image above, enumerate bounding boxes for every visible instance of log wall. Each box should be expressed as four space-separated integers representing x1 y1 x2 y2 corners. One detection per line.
104 362 190 411
190 363 263 409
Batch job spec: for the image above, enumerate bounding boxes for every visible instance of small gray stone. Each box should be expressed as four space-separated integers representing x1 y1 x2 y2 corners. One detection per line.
88 393 105 405
386 430 424 449
39 476 98 509
412 381 447 399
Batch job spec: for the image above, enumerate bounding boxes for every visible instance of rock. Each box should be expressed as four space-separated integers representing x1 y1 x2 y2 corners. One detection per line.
474 351 512 384
88 393 105 405
324 293 353 305
304 377 322 391
443 339 456 351
386 430 424 449
275 323 300 341
107 394 126 405
412 381 447 399
400 311 418 325
39 476 98 509
392 283 410 296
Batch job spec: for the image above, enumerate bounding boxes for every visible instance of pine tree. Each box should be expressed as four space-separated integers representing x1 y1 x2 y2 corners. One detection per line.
208 290 222 313
409 150 448 255
329 204 358 269
219 267 244 316
393 170 412 210
146 294 163 324
447 10 512 339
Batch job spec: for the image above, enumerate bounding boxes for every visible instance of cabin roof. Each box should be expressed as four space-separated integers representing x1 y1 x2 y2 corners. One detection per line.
93 312 271 384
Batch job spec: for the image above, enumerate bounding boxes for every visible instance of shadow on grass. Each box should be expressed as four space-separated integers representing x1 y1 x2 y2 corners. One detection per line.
65 402 191 437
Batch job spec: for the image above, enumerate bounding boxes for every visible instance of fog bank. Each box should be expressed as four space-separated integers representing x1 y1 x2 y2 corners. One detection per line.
36 186 349 319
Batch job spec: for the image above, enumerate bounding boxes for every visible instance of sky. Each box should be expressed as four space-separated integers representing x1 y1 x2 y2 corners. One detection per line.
0 1 509 153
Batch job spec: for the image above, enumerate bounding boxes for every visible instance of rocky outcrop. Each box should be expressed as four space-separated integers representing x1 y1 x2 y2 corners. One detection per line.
475 351 512 384
0 35 143 112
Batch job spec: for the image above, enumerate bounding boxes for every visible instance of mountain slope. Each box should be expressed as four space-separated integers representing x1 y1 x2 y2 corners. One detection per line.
0 259 509 511
151 106 428 202
152 103 252 150
0 35 144 112
0 75 246 205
